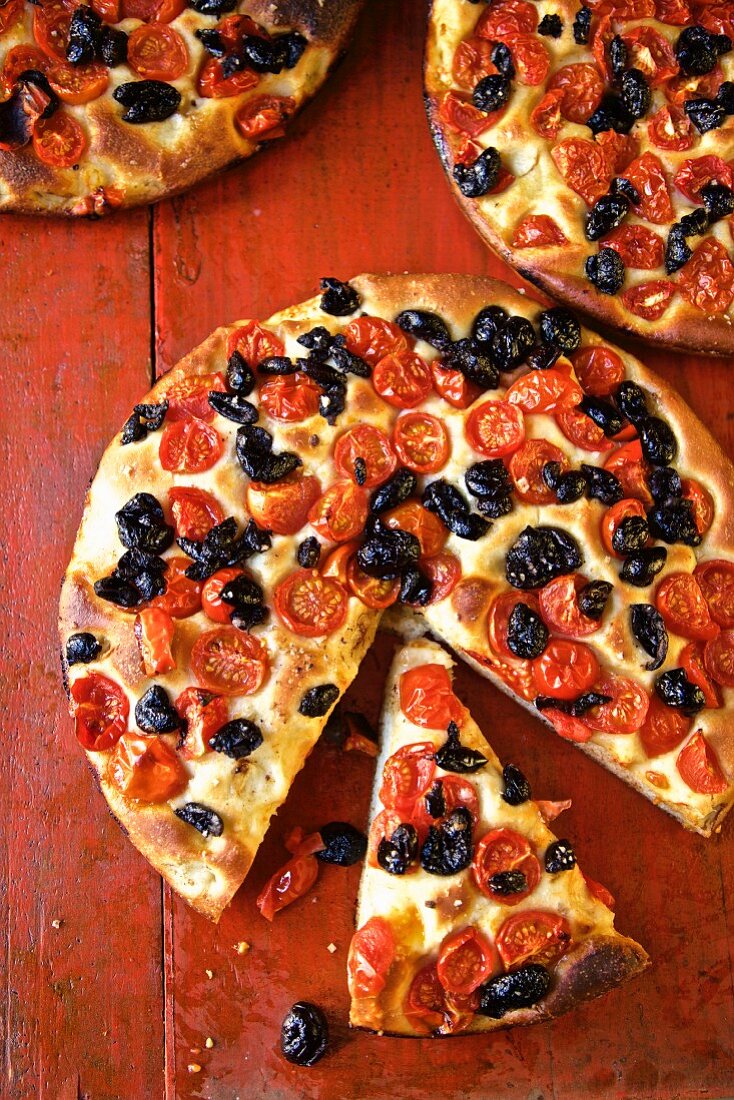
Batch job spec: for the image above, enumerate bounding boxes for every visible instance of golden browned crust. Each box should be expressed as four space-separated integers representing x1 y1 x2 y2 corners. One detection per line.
543 934 650 1016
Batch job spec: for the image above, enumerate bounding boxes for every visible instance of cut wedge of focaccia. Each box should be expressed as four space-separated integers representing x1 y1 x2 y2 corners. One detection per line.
349 639 649 1036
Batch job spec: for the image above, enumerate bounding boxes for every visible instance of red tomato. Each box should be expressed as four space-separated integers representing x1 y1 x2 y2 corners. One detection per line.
2 46 49 96
412 774 481 833
246 474 321 536
505 368 582 414
121 0 185 18
0 0 23 35
309 480 368 543
46 60 108 104
437 927 497 995
235 94 295 140
551 138 609 206
438 90 497 137
384 501 447 558
539 574 603 637
343 316 408 364
431 361 482 408
34 1 72 60
488 591 542 658
367 808 411 865
399 663 466 729
621 25 677 86
596 128 638 176
227 321 284 367
32 110 86 167
465 400 525 458
379 742 436 812
698 2 734 37
548 63 603 124
347 559 400 610
647 104 694 152
149 556 202 619
532 640 599 700
639 694 691 758
190 626 269 696
472 828 541 905
259 372 320 422
704 629 734 687
405 964 448 1030
108 734 188 802
681 641 722 709
274 568 348 638
509 33 549 85
620 280 676 322
556 405 614 452
584 673 650 734
602 225 665 270
320 541 357 585
197 60 261 98
542 707 594 743
603 442 652 506
134 607 176 674
583 873 616 910
334 424 397 488
655 573 719 641
201 567 243 624
372 349 433 409
164 372 225 423
348 917 396 997
256 832 324 921
70 672 129 752
393 412 450 474
452 35 498 87
681 479 713 536
694 560 734 628
676 731 728 794
625 152 673 225
570 345 626 397
509 438 568 504
496 910 572 968
678 238 734 316
476 0 537 37
421 553 462 605
159 418 223 474
601 498 647 558
511 214 567 249
168 486 224 541
92 0 120 20
128 25 188 80
175 687 228 757
673 155 734 203
529 89 563 139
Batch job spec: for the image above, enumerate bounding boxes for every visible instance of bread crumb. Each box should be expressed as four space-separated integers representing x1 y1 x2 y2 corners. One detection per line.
190 1047 201 1055
327 942 337 954
205 1037 214 1050
51 919 62 929
235 941 250 955
188 1064 201 1074
205 969 214 979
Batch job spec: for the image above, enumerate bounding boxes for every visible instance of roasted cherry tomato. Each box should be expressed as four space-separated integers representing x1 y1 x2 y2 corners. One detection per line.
413 774 480 835
673 155 733 203
695 560 734 628
197 57 259 97
0 0 23 35
246 473 321 536
367 808 414 866
121 0 185 19
542 708 594 743
34 1 73 60
372 349 433 409
32 111 85 166
621 280 676 322
676 730 728 794
647 104 694 151
379 742 437 813
421 553 462 605
274 569 348 637
334 424 397 488
548 63 603 123
393 412 450 474
308 480 368 543
347 559 400 610
436 927 497 995
134 607 176 674
452 35 497 87
556 405 614 452
584 673 650 734
530 90 562 139
621 25 677 86
320 541 358 585
227 321 284 367
472 828 541 905
343 317 407 364
71 672 129 751
190 626 269 696
511 214 567 249
159 418 223 474
496 910 571 968
639 694 691 757
168 486 224 540
2 46 49 96
625 152 673 224
539 574 603 637
655 573 719 641
46 60 108 104
235 94 295 140
681 641 721 709
256 830 325 921
149 555 202 619
127 24 188 81
681 479 713 536
405 964 449 1031
201 567 243 624
174 686 228 757
678 238 734 317
509 438 568 504
551 138 609 205
602 225 665 270
704 629 734 687
603 441 652 506
383 501 447 558
532 640 599 700
601 498 647 558
570 345 625 397
164 372 225 422
259 372 321 422
108 734 187 802
488 591 542 658
347 917 396 997
465 400 525 458
438 90 497 136
399 663 467 729
505 369 582 414
476 0 537 37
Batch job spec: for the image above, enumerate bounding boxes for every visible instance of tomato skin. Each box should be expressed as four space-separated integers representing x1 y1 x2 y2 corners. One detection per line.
174 687 228 757
430 362 480 408
71 672 129 752
511 214 567 249
246 473 321 536
532 639 599 700
542 707 594 743
681 641 721 710
235 94 295 140
149 555 202 619
32 111 85 167
438 90 497 136
548 63 603 124
704 630 734 688
274 569 348 638
681 479 713 536
488 592 542 659
584 673 650 734
226 321 284 367
673 156 733 203
320 541 357 585
421 553 462 605
399 664 467 729
134 607 176 674
334 424 397 488
695 560 734 628
127 24 188 81
551 138 609 206
621 25 677 86
647 104 694 152
308 480 368 543
384 501 447 558
556 405 614 452
625 152 674 225
452 35 498 87
256 832 324 921
600 498 646 559
476 0 537 37
348 917 396 997
678 238 734 316
656 573 719 641
46 60 108 104
372 349 433 409
436 927 498 995
379 742 437 813
509 33 549 85
108 734 188 803
34 2 73 61
259 372 320 422
505 369 582 414
620 280 676 322
0 0 23 35
496 911 572 969
168 486 224 541
602 225 665 270
603 442 652 506
190 626 269 696
472 828 541 905
583 872 615 909
347 559 400 610
509 438 568 504
640 694 691 758
393 412 450 474
2 47 50 97
570 345 626 397
201 567 244 624
343 317 407 364
164 372 225 423
539 574 602 637
159 418 223 474
677 731 728 794
465 400 525 458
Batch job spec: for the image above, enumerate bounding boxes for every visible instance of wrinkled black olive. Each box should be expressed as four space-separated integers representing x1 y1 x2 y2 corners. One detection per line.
92 575 139 608
538 13 563 36
116 493 173 554
581 464 624 505
538 307 581 351
195 28 225 56
453 147 502 198
229 604 268 632
648 467 682 503
135 685 182 734
94 550 167 608
178 516 271 581
219 574 264 611
545 839 576 873
121 400 168 445
505 526 582 589
491 42 515 78
420 807 473 876
527 343 562 371
175 802 224 837
113 80 181 123
477 964 551 1018
434 721 488 773
395 309 452 350
316 822 367 866
226 350 255 396
357 519 420 579
378 823 418 875
630 604 668 671
685 97 725 133
701 181 734 222
257 355 296 375
297 326 336 359
621 68 651 119
465 459 512 509
579 395 624 438
209 718 263 759
578 579 613 620
442 338 499 390
490 315 536 371
613 381 648 425
471 305 509 347
536 691 612 717
507 602 549 659
281 1002 328 1067
240 34 289 73
612 514 649 556
655 668 706 716
208 391 257 424
66 5 101 65
638 416 677 466
369 468 417 515
297 536 321 568
665 224 693 274
353 457 367 486
473 75 511 114
717 79 734 112
620 547 667 586
66 632 102 665
587 94 635 135
648 501 701 547
319 277 359 316
609 34 628 75
423 480 491 541
554 471 588 505
489 870 528 895
99 25 127 66
585 193 629 242
611 176 640 205
399 565 433 606
236 424 301 484
675 24 730 76
424 780 446 819
189 0 236 14
585 249 625 295
680 207 709 236
299 684 340 718
502 763 531 805
573 4 591 44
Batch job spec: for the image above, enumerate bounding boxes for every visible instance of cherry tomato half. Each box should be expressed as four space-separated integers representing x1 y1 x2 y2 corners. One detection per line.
246 473 321 536
465 400 525 458
704 629 734 687
532 640 599 700
256 832 324 921
347 917 396 997
274 569 348 637
175 686 228 757
393 412 450 474
71 672 128 751
399 663 467 729
379 742 437 813
134 607 176 674
201 567 243 624
639 694 691 757
108 734 187 802
163 372 225 423
168 486 224 541
694 560 734 628
127 24 188 81
334 424 397 488
372 349 433 409
539 574 603 637
496 910 572 968
148 555 202 619
601 498 647 558
655 573 719 641
509 438 568 504
676 730 728 794
227 321 284 367
680 641 721 709
472 828 541 905
32 111 86 166
436 926 497 995
159 418 223 474
190 626 269 696
308 480 368 543
584 673 650 734
384 501 447 558
260 372 320 422
505 368 582 414
343 317 407 364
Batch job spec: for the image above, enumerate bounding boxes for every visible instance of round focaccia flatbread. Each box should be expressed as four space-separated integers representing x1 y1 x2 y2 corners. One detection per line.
60 273 734 923
426 0 734 353
0 0 361 215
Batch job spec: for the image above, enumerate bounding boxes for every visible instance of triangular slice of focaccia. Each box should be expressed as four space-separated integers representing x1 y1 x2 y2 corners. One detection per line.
348 638 648 1035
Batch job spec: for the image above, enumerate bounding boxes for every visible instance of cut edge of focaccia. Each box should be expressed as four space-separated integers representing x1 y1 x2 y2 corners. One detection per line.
350 637 649 1036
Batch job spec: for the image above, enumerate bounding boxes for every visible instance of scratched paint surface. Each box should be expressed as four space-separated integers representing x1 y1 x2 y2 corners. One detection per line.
2 1 734 1097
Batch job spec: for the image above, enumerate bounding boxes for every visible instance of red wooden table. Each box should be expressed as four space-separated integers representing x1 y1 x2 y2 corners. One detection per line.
2 1 734 1096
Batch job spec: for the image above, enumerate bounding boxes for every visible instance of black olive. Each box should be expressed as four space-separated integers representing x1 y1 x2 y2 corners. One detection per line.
113 80 181 124
297 536 321 568
655 668 706 716
465 459 512 506
121 400 168 445
453 147 502 198
477 964 551 1018
207 391 257 424
648 467 683 504
399 565 433 606
378 823 418 875
66 632 102 665
240 34 289 73
579 395 624 438
611 176 640 205
675 25 729 76
66 5 101 65
434 721 488 773
638 416 677 466
352 457 367 487
189 0 236 13
209 719 263 759
473 75 511 114
424 780 446 819
581 464 624 505
420 807 473 876
630 604 669 671
297 326 335 359
665 224 693 274
369 468 417 515
116 493 174 554
178 516 271 581
585 249 625 295
620 68 651 119
395 309 452 350
236 424 302 483
94 567 154 609
612 514 649 556
620 547 668 586
219 574 264 609
613 381 648 425
257 356 296 375
422 480 491 541
489 870 528 895
609 34 628 76
587 94 635 135
490 315 536 371
527 343 562 371
585 193 629 242
578 579 613 620
717 79 734 112
226 350 255 395
319 277 359 317
135 685 182 734
536 691 611 717
507 602 549 659
538 13 563 36
281 31 308 68
502 762 531 805
545 839 576 873
357 519 420 579
648 500 701 547
299 684 339 718
195 28 225 56
175 802 224 837
491 42 515 78
680 207 709 236
229 603 268 632
538 307 581 351
554 471 588 505
442 338 499 390
280 1002 328 1067
538 460 559 490
471 305 509 347
573 4 591 44
316 822 367 866
701 181 734 223
98 25 128 65
685 97 725 133
505 525 582 590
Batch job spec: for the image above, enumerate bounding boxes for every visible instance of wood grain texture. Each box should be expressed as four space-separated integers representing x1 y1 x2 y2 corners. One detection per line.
2 0 734 1096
